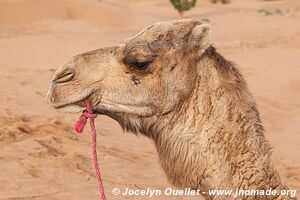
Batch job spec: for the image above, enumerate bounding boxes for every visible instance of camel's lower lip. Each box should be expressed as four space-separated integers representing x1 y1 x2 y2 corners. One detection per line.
53 92 94 113
55 103 85 113
55 92 100 113
54 98 88 113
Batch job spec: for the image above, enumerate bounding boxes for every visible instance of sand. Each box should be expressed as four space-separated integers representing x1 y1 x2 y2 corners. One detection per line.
0 0 299 199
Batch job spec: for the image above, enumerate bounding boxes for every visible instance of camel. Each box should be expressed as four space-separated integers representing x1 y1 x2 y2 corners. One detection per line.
47 19 295 199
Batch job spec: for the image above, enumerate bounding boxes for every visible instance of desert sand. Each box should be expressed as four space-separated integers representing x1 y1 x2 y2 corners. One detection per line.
0 0 299 199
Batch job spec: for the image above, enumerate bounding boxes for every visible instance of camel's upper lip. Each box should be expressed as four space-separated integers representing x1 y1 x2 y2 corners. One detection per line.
49 89 93 110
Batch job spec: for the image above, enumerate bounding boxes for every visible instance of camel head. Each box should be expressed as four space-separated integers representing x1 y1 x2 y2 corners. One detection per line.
47 19 210 121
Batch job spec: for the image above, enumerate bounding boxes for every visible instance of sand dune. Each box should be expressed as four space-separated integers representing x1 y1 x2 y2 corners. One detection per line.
0 0 299 199
0 0 127 26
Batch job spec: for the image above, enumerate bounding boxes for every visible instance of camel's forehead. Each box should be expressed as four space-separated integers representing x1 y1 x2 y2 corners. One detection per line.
126 19 200 43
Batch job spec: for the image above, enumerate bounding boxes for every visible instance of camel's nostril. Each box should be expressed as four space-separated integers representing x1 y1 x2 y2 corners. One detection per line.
52 68 75 84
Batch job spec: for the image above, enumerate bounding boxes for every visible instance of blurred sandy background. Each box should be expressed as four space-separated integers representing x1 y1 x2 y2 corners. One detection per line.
0 0 299 199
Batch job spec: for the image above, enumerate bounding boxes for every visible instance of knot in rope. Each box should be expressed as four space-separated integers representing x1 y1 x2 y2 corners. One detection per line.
74 111 97 133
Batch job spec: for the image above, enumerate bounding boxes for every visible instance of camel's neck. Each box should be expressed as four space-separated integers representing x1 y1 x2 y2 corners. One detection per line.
150 47 289 196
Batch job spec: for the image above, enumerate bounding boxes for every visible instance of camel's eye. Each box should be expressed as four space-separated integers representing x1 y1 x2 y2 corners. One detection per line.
130 61 151 71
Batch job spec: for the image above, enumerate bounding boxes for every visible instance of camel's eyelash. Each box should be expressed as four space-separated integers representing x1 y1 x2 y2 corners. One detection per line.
130 61 152 71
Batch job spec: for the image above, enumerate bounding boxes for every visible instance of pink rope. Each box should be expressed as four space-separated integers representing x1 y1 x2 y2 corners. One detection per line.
74 99 106 200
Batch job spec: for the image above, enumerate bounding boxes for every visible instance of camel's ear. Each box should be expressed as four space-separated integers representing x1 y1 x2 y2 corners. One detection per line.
189 23 210 53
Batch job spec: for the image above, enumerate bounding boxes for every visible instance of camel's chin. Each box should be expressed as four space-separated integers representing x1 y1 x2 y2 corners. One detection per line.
55 104 85 113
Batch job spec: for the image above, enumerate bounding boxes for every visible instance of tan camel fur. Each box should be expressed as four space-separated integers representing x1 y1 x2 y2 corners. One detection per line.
47 19 295 199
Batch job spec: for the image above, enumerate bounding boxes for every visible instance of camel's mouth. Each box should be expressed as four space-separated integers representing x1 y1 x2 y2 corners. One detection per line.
53 90 101 113
55 99 86 113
